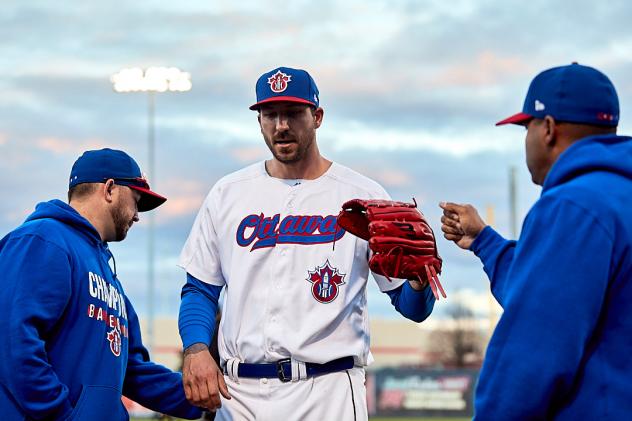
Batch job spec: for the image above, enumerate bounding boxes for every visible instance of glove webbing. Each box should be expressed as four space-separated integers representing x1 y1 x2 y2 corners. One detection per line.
373 245 447 300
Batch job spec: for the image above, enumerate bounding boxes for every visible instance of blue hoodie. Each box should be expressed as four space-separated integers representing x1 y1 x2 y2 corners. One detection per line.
471 134 632 420
0 200 201 420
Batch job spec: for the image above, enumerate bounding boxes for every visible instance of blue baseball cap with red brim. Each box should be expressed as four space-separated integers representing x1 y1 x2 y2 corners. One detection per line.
69 148 167 212
250 66 320 110
496 63 619 127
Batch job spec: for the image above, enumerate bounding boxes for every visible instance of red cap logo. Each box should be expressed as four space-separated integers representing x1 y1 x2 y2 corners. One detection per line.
267 70 292 93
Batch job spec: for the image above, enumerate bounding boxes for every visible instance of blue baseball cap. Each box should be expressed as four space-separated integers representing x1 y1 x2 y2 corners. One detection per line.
496 63 619 127
249 66 319 110
69 148 167 212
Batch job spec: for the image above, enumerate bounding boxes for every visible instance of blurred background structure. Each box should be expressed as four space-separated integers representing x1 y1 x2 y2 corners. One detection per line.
111 66 192 351
3 1 632 418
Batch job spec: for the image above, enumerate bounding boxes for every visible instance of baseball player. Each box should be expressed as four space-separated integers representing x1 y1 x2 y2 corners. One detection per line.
0 149 202 420
178 66 437 420
441 63 632 419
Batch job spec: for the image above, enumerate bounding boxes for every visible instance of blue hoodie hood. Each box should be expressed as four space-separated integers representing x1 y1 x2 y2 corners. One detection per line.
543 134 632 192
25 199 102 245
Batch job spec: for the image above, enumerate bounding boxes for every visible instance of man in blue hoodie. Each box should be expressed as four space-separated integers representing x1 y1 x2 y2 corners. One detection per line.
440 63 632 419
0 148 202 420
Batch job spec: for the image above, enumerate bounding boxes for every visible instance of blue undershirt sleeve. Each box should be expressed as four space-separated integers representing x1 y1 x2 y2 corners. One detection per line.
385 281 435 322
178 273 222 350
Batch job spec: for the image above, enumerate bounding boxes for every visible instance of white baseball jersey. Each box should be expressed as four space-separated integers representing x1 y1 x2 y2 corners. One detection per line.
179 161 405 366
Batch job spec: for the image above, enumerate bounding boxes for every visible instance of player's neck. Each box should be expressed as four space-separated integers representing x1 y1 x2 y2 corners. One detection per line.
69 199 109 242
266 155 332 180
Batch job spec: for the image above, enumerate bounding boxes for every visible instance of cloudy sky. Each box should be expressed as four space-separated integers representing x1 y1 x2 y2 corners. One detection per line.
2 1 631 320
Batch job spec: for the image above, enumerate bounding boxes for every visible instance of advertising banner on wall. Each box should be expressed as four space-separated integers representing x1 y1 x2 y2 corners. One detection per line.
367 368 479 418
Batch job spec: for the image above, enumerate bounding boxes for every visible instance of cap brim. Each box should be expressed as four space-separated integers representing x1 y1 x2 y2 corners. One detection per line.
495 112 533 126
249 96 316 110
129 185 167 212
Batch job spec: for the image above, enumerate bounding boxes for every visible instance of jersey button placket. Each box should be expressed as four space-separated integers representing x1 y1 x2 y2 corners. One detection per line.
266 191 295 354
286 191 297 211
266 242 286 354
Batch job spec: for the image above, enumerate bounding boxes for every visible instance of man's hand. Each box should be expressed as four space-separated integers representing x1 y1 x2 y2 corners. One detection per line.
439 202 487 250
182 343 231 412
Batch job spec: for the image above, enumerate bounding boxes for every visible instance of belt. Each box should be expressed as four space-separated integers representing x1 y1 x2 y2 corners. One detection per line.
233 356 355 383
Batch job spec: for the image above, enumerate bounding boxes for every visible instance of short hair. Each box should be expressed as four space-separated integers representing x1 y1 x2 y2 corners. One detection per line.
67 182 99 202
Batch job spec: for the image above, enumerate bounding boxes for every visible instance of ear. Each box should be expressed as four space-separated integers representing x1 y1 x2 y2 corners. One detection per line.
103 179 116 204
257 112 264 134
543 115 557 148
313 107 324 129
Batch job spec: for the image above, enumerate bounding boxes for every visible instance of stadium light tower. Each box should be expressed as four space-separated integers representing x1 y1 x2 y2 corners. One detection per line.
111 67 192 352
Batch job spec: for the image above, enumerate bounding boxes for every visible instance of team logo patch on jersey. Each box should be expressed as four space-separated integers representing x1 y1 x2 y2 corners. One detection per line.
107 327 122 357
307 260 346 304
268 70 292 93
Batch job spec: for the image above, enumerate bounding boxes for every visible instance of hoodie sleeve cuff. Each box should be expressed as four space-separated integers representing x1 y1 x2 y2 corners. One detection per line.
470 226 506 258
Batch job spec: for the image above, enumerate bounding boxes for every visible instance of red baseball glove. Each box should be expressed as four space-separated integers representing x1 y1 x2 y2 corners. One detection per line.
337 199 446 300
